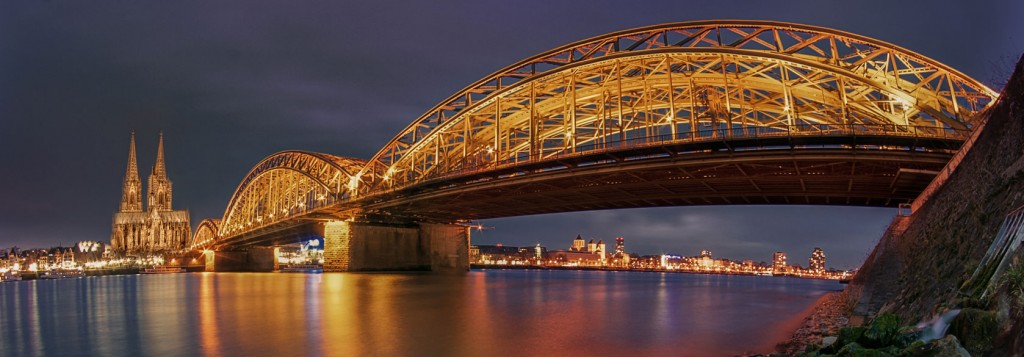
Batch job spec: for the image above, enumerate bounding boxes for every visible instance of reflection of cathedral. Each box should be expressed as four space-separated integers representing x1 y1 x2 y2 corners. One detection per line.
110 132 190 254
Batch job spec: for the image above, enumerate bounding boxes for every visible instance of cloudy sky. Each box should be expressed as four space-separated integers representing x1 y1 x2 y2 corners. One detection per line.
1 0 1021 269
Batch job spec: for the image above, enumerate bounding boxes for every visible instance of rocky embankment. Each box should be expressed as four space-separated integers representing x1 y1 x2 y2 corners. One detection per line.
776 292 852 355
847 54 1024 356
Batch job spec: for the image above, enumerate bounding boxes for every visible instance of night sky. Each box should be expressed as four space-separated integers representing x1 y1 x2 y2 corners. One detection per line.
1 1 1021 269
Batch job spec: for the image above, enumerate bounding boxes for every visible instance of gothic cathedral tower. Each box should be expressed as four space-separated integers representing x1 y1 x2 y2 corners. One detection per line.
112 131 190 254
120 131 143 212
147 132 173 211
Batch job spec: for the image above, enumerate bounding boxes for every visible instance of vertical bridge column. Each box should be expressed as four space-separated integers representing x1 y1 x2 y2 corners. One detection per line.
322 221 352 272
322 221 469 272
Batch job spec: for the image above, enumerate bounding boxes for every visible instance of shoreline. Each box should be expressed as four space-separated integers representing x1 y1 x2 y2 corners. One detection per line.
471 263 842 281
773 290 852 355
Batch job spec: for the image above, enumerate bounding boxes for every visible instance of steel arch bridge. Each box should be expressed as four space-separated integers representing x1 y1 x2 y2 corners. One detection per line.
195 20 998 249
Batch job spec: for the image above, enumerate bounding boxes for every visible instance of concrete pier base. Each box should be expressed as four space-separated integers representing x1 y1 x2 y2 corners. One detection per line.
422 223 470 273
322 221 469 272
204 247 279 272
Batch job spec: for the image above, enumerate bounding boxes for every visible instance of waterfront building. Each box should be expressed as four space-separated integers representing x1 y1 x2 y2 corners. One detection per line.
658 255 684 269
619 253 631 267
698 250 714 269
571 235 586 251
809 247 826 273
110 132 191 254
614 237 625 256
548 249 602 266
563 235 608 265
772 251 787 274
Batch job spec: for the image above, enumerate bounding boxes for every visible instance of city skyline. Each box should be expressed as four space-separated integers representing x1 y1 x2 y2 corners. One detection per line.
2 1 1022 271
477 234 843 270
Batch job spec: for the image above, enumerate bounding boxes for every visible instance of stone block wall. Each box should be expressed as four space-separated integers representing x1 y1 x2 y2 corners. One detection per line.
320 221 469 272
851 55 1024 322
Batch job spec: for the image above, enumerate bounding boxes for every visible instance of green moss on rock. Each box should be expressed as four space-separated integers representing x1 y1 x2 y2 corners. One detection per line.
947 308 997 356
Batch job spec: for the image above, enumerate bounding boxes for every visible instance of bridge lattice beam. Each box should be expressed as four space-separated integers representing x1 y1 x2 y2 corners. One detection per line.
217 151 365 239
353 21 996 199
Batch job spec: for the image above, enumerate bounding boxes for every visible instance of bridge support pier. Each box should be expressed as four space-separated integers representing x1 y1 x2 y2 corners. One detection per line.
204 247 279 272
422 223 470 273
322 221 469 273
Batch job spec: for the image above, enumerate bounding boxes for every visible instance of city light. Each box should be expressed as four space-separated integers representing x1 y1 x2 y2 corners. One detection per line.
470 235 851 280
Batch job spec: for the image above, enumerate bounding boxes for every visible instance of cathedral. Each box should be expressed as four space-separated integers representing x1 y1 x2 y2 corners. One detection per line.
110 131 191 254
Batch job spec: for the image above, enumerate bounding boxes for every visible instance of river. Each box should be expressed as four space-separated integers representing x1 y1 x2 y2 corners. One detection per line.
0 270 840 356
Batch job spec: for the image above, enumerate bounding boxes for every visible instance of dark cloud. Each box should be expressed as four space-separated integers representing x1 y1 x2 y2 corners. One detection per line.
1 0 1021 269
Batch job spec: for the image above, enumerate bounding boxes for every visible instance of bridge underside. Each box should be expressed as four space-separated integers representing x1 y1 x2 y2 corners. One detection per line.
210 220 469 273
215 220 324 248
357 141 953 221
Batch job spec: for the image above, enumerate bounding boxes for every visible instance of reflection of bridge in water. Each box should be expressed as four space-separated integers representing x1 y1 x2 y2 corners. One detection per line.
188 20 998 272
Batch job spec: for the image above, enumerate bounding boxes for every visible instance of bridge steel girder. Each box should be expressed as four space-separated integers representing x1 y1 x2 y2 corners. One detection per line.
213 220 325 250
354 20 996 201
218 151 365 241
357 147 953 221
188 219 221 250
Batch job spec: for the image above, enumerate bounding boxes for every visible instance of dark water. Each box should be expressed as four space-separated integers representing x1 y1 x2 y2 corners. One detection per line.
0 270 839 357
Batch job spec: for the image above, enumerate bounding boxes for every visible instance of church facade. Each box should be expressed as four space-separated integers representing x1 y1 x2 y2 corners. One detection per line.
110 132 191 254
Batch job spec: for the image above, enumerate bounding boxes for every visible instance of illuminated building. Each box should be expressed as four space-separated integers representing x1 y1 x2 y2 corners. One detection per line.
76 241 104 253
772 252 787 274
698 250 714 269
547 250 602 266
110 132 191 254
597 240 606 262
614 237 625 256
587 239 597 253
809 248 826 273
571 235 586 251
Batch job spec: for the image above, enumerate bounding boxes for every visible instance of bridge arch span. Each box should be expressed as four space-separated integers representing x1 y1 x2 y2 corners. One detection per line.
205 21 1002 248
189 219 220 250
219 151 365 238
354 20 997 198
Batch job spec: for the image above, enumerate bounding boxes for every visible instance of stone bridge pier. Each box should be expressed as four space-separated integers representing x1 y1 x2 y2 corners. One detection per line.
203 246 279 272
321 221 470 273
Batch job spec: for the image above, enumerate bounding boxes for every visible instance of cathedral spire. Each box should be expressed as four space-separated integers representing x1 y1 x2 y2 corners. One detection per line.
126 130 139 180
119 130 142 212
147 131 174 211
154 130 166 177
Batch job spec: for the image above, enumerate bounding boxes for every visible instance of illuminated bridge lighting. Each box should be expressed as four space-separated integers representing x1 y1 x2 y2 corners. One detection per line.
190 20 998 249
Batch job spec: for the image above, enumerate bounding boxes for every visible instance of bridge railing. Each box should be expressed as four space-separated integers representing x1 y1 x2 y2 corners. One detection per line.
372 123 969 194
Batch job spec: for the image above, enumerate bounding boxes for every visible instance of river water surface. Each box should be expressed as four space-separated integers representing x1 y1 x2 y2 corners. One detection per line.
0 270 839 356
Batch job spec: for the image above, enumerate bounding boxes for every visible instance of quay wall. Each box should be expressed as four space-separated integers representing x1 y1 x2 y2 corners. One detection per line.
851 55 1024 326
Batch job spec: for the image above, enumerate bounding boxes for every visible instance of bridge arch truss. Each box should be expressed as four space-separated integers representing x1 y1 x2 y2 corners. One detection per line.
219 151 365 238
354 20 997 197
189 219 221 250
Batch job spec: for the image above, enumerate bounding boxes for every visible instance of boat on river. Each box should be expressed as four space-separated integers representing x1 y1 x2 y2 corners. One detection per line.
279 264 322 273
142 266 185 274
1 271 22 282
38 269 86 279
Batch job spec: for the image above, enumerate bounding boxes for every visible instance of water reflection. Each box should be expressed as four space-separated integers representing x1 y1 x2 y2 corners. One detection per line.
0 271 838 356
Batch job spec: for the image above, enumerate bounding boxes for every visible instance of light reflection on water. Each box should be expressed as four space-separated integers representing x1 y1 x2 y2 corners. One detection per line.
0 270 838 356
